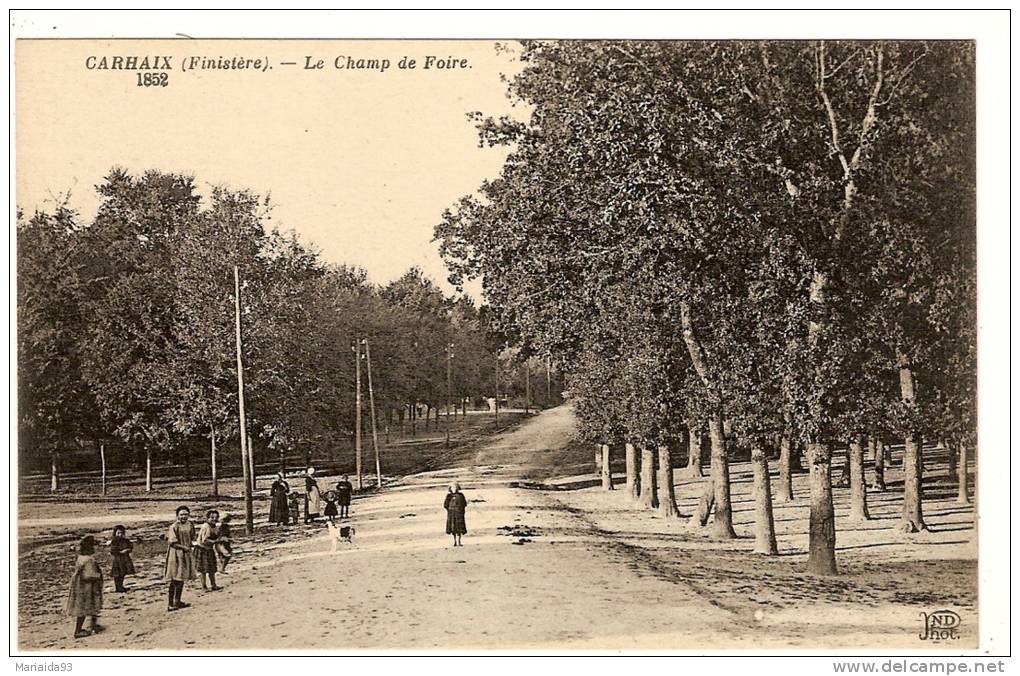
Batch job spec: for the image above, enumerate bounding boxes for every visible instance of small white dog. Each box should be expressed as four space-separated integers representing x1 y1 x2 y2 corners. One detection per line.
326 521 356 552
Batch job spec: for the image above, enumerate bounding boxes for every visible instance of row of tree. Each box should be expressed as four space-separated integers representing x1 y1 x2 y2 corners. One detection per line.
17 168 554 497
436 40 976 574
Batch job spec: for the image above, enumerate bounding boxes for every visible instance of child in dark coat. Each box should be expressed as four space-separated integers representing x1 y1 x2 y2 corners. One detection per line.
109 525 135 592
323 490 339 524
215 514 233 573
288 493 301 525
336 475 353 519
66 535 103 638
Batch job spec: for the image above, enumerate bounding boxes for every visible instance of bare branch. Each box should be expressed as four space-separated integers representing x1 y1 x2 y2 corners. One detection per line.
815 41 851 175
824 49 861 79
679 300 720 401
876 44 930 107
847 46 885 175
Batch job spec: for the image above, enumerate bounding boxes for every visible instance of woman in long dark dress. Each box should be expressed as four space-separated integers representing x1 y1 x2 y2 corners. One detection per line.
443 482 467 547
269 473 291 526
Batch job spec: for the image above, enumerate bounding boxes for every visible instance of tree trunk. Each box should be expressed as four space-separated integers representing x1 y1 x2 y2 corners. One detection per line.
684 419 704 477
901 433 927 532
210 430 218 499
956 441 970 505
678 301 730 535
594 444 603 475
145 447 152 493
947 439 958 482
835 448 851 488
656 445 680 518
708 413 736 538
790 443 805 472
600 444 613 490
50 452 59 492
776 426 795 502
100 444 107 496
870 435 886 490
898 359 926 533
690 479 714 528
750 444 778 555
638 446 658 509
625 442 640 501
805 442 837 575
847 436 870 521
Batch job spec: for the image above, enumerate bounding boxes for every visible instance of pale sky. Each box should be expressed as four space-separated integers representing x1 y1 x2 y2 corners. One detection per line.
16 39 524 296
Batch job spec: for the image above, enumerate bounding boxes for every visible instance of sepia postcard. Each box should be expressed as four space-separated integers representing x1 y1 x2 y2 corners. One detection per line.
10 9 1011 665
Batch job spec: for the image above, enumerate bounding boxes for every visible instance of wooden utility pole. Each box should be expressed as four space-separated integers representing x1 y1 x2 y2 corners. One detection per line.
525 359 531 414
248 436 256 492
364 339 382 489
546 358 552 401
354 340 363 490
233 265 254 535
446 343 454 449
100 444 107 496
210 427 218 498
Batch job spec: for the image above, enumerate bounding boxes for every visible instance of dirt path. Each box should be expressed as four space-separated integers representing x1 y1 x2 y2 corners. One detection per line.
18 406 976 651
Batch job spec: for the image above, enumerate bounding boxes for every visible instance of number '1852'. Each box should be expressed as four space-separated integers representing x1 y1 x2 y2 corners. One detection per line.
136 72 169 87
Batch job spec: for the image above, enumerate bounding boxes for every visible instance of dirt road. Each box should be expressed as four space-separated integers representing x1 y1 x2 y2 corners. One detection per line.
18 405 976 651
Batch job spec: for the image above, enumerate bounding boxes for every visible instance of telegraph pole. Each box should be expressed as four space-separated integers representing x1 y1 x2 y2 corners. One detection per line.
546 358 552 402
446 343 454 449
248 435 256 492
364 339 382 489
525 359 531 414
354 340 363 490
100 444 107 496
210 428 218 499
233 266 254 535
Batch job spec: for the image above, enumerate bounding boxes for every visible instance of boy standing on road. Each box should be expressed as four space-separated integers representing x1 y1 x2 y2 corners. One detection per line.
336 475 354 519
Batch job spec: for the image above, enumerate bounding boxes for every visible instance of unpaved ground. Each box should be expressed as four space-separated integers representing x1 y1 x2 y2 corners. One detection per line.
18 405 976 651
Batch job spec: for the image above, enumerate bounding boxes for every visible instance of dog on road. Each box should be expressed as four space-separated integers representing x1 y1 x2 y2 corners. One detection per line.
326 521 356 552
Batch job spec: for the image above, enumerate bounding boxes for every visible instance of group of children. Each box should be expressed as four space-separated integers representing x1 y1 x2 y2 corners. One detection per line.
65 507 233 639
322 480 354 523
271 470 354 526
65 473 359 640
